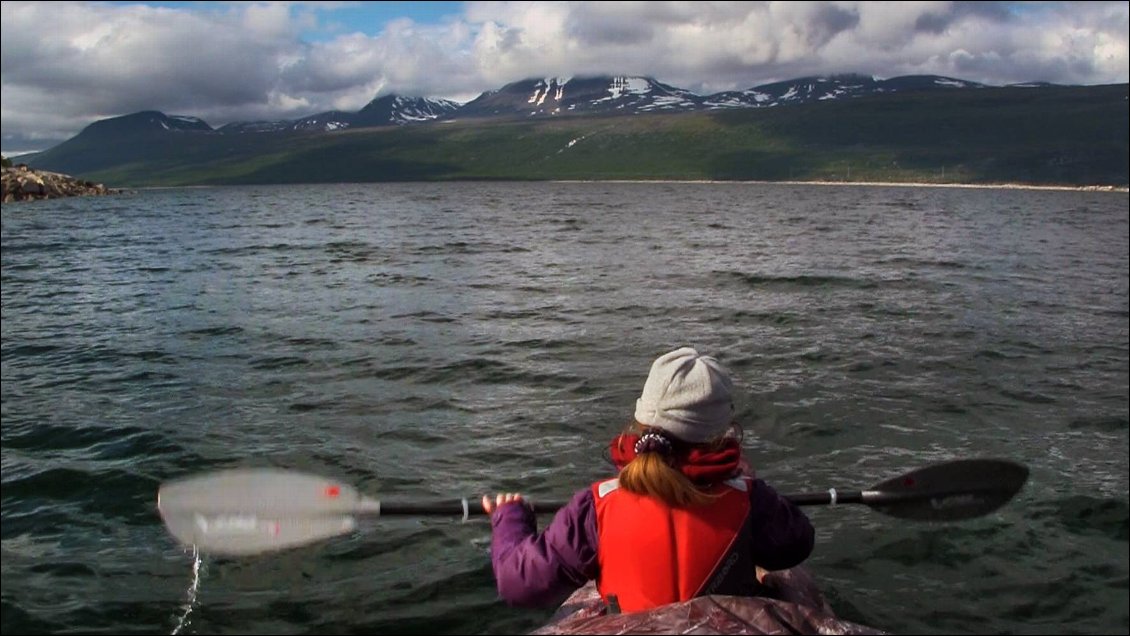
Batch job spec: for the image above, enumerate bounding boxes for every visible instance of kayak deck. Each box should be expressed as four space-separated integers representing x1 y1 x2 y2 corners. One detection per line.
531 567 885 635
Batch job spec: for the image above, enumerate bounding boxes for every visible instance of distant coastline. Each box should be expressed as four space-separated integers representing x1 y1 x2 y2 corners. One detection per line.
554 179 1129 193
123 179 1129 193
759 179 1128 193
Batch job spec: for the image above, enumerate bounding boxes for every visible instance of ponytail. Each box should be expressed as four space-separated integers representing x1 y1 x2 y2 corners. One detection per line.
619 452 715 507
617 426 719 507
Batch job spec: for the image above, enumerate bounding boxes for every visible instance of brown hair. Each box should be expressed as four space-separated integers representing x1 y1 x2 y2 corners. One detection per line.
617 422 736 508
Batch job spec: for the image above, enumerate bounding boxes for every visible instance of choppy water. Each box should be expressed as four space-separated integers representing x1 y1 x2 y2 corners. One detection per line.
2 182 1127 635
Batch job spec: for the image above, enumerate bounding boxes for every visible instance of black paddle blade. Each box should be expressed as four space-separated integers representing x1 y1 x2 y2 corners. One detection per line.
866 458 1029 521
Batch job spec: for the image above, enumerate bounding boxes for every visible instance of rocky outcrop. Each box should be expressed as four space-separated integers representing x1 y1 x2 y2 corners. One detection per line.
1 164 119 203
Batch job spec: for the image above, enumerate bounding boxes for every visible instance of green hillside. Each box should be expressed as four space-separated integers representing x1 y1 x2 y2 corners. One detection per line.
31 84 1130 187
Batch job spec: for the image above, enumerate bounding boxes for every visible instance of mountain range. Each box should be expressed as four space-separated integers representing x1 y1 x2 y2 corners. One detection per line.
24 73 1129 187
54 73 998 138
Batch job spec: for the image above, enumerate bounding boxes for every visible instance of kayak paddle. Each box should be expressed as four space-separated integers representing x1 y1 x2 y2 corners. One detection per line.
157 458 1028 556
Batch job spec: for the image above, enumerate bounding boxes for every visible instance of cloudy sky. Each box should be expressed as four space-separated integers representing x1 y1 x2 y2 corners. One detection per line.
2 1 1127 154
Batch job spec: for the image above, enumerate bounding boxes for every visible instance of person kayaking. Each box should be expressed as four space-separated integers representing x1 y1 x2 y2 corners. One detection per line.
482 346 815 613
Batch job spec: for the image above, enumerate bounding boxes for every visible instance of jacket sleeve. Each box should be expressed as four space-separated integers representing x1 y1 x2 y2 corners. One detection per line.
747 478 815 571
489 488 599 607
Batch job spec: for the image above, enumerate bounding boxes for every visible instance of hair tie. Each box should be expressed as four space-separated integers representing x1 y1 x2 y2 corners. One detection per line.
635 432 673 456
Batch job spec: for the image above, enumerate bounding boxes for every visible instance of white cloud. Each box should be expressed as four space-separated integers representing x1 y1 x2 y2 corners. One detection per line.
2 1 1127 153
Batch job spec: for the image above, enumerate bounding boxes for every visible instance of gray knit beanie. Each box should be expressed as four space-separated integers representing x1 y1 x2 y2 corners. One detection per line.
633 347 735 443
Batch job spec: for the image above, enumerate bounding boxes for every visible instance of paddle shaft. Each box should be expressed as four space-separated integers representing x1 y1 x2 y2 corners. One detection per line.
367 490 919 516
158 458 1029 555
370 493 863 516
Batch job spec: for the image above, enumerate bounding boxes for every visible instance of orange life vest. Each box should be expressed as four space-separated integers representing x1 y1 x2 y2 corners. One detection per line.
591 476 751 613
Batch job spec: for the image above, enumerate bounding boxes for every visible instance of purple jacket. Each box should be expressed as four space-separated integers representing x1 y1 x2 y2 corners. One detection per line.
488 478 815 608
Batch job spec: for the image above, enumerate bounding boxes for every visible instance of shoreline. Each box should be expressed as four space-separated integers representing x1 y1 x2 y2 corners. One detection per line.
551 179 1130 193
120 179 1130 193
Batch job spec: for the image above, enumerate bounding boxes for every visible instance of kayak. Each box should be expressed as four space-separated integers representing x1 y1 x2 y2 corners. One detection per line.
531 567 886 635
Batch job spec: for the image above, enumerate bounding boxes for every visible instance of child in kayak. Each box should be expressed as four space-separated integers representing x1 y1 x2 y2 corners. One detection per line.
482 346 815 613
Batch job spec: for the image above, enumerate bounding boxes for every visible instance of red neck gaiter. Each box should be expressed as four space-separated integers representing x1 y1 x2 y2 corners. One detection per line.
608 434 744 483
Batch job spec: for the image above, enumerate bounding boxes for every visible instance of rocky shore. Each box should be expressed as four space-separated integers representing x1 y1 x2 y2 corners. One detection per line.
2 164 120 203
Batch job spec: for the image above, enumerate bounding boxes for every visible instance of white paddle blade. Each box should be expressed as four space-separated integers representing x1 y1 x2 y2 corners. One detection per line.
160 511 357 555
157 469 371 555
